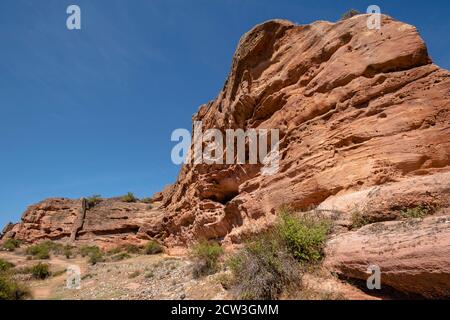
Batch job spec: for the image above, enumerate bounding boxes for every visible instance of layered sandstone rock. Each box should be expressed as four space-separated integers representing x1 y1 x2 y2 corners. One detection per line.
1 198 161 248
1 14 449 297
324 215 450 298
153 14 450 246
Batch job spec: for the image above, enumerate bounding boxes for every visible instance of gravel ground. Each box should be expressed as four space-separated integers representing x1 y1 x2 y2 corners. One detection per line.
48 254 230 300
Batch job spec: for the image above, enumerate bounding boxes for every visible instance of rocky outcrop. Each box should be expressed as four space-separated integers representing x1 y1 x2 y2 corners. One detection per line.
1 198 162 248
5 14 449 246
3 198 81 241
1 14 449 297
153 14 450 246
324 215 450 298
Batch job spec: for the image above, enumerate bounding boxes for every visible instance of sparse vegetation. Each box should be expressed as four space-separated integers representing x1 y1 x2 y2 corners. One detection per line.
128 271 141 279
227 233 299 300
88 251 104 265
350 210 371 229
111 252 131 261
1 239 21 252
86 194 102 209
0 274 30 300
122 192 138 203
141 197 153 204
79 245 100 257
106 247 122 256
400 204 433 219
191 241 223 277
226 209 331 300
31 262 51 280
46 241 64 255
63 245 74 259
106 244 141 258
80 245 104 265
144 240 163 255
121 244 141 254
341 9 361 20
26 243 50 260
25 241 67 259
277 213 331 263
0 258 15 272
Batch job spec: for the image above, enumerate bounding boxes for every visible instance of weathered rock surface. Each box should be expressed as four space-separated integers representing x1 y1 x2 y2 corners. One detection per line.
324 215 450 298
2 198 162 248
154 14 450 245
1 14 449 297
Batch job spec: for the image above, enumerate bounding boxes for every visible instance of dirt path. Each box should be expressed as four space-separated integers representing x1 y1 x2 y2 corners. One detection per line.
29 257 87 300
1 250 379 300
0 251 89 300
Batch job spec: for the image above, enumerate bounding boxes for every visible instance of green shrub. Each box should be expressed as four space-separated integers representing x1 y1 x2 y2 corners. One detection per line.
80 245 104 265
13 266 32 275
0 258 15 272
144 240 163 255
89 251 104 265
122 192 138 203
86 194 102 209
63 245 74 259
141 197 153 204
107 244 141 256
26 244 50 260
128 271 141 279
25 241 68 259
350 210 371 229
277 213 331 263
110 252 131 262
341 9 361 20
121 244 141 254
79 245 100 257
191 241 223 277
1 239 21 251
31 263 51 280
401 205 433 219
0 274 30 300
43 241 64 255
106 247 122 256
227 233 299 300
225 211 331 300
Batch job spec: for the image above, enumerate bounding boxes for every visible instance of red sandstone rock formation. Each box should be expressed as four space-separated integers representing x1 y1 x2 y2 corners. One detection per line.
1 198 161 248
153 14 450 246
324 215 450 298
1 14 449 297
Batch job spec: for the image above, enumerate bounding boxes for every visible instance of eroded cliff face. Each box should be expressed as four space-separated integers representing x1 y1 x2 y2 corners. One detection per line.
1 198 164 248
152 14 450 246
2 14 450 297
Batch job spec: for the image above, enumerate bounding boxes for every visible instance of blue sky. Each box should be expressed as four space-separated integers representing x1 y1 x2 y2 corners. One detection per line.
0 0 449 228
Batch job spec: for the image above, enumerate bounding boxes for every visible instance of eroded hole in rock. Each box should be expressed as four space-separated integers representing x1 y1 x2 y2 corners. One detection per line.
219 191 240 205
207 190 239 205
202 178 241 205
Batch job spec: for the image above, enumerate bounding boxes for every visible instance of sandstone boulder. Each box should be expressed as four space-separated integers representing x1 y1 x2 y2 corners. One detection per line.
324 215 450 298
1 198 163 248
155 14 450 246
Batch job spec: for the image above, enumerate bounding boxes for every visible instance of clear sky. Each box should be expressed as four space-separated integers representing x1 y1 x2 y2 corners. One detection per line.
0 0 449 228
